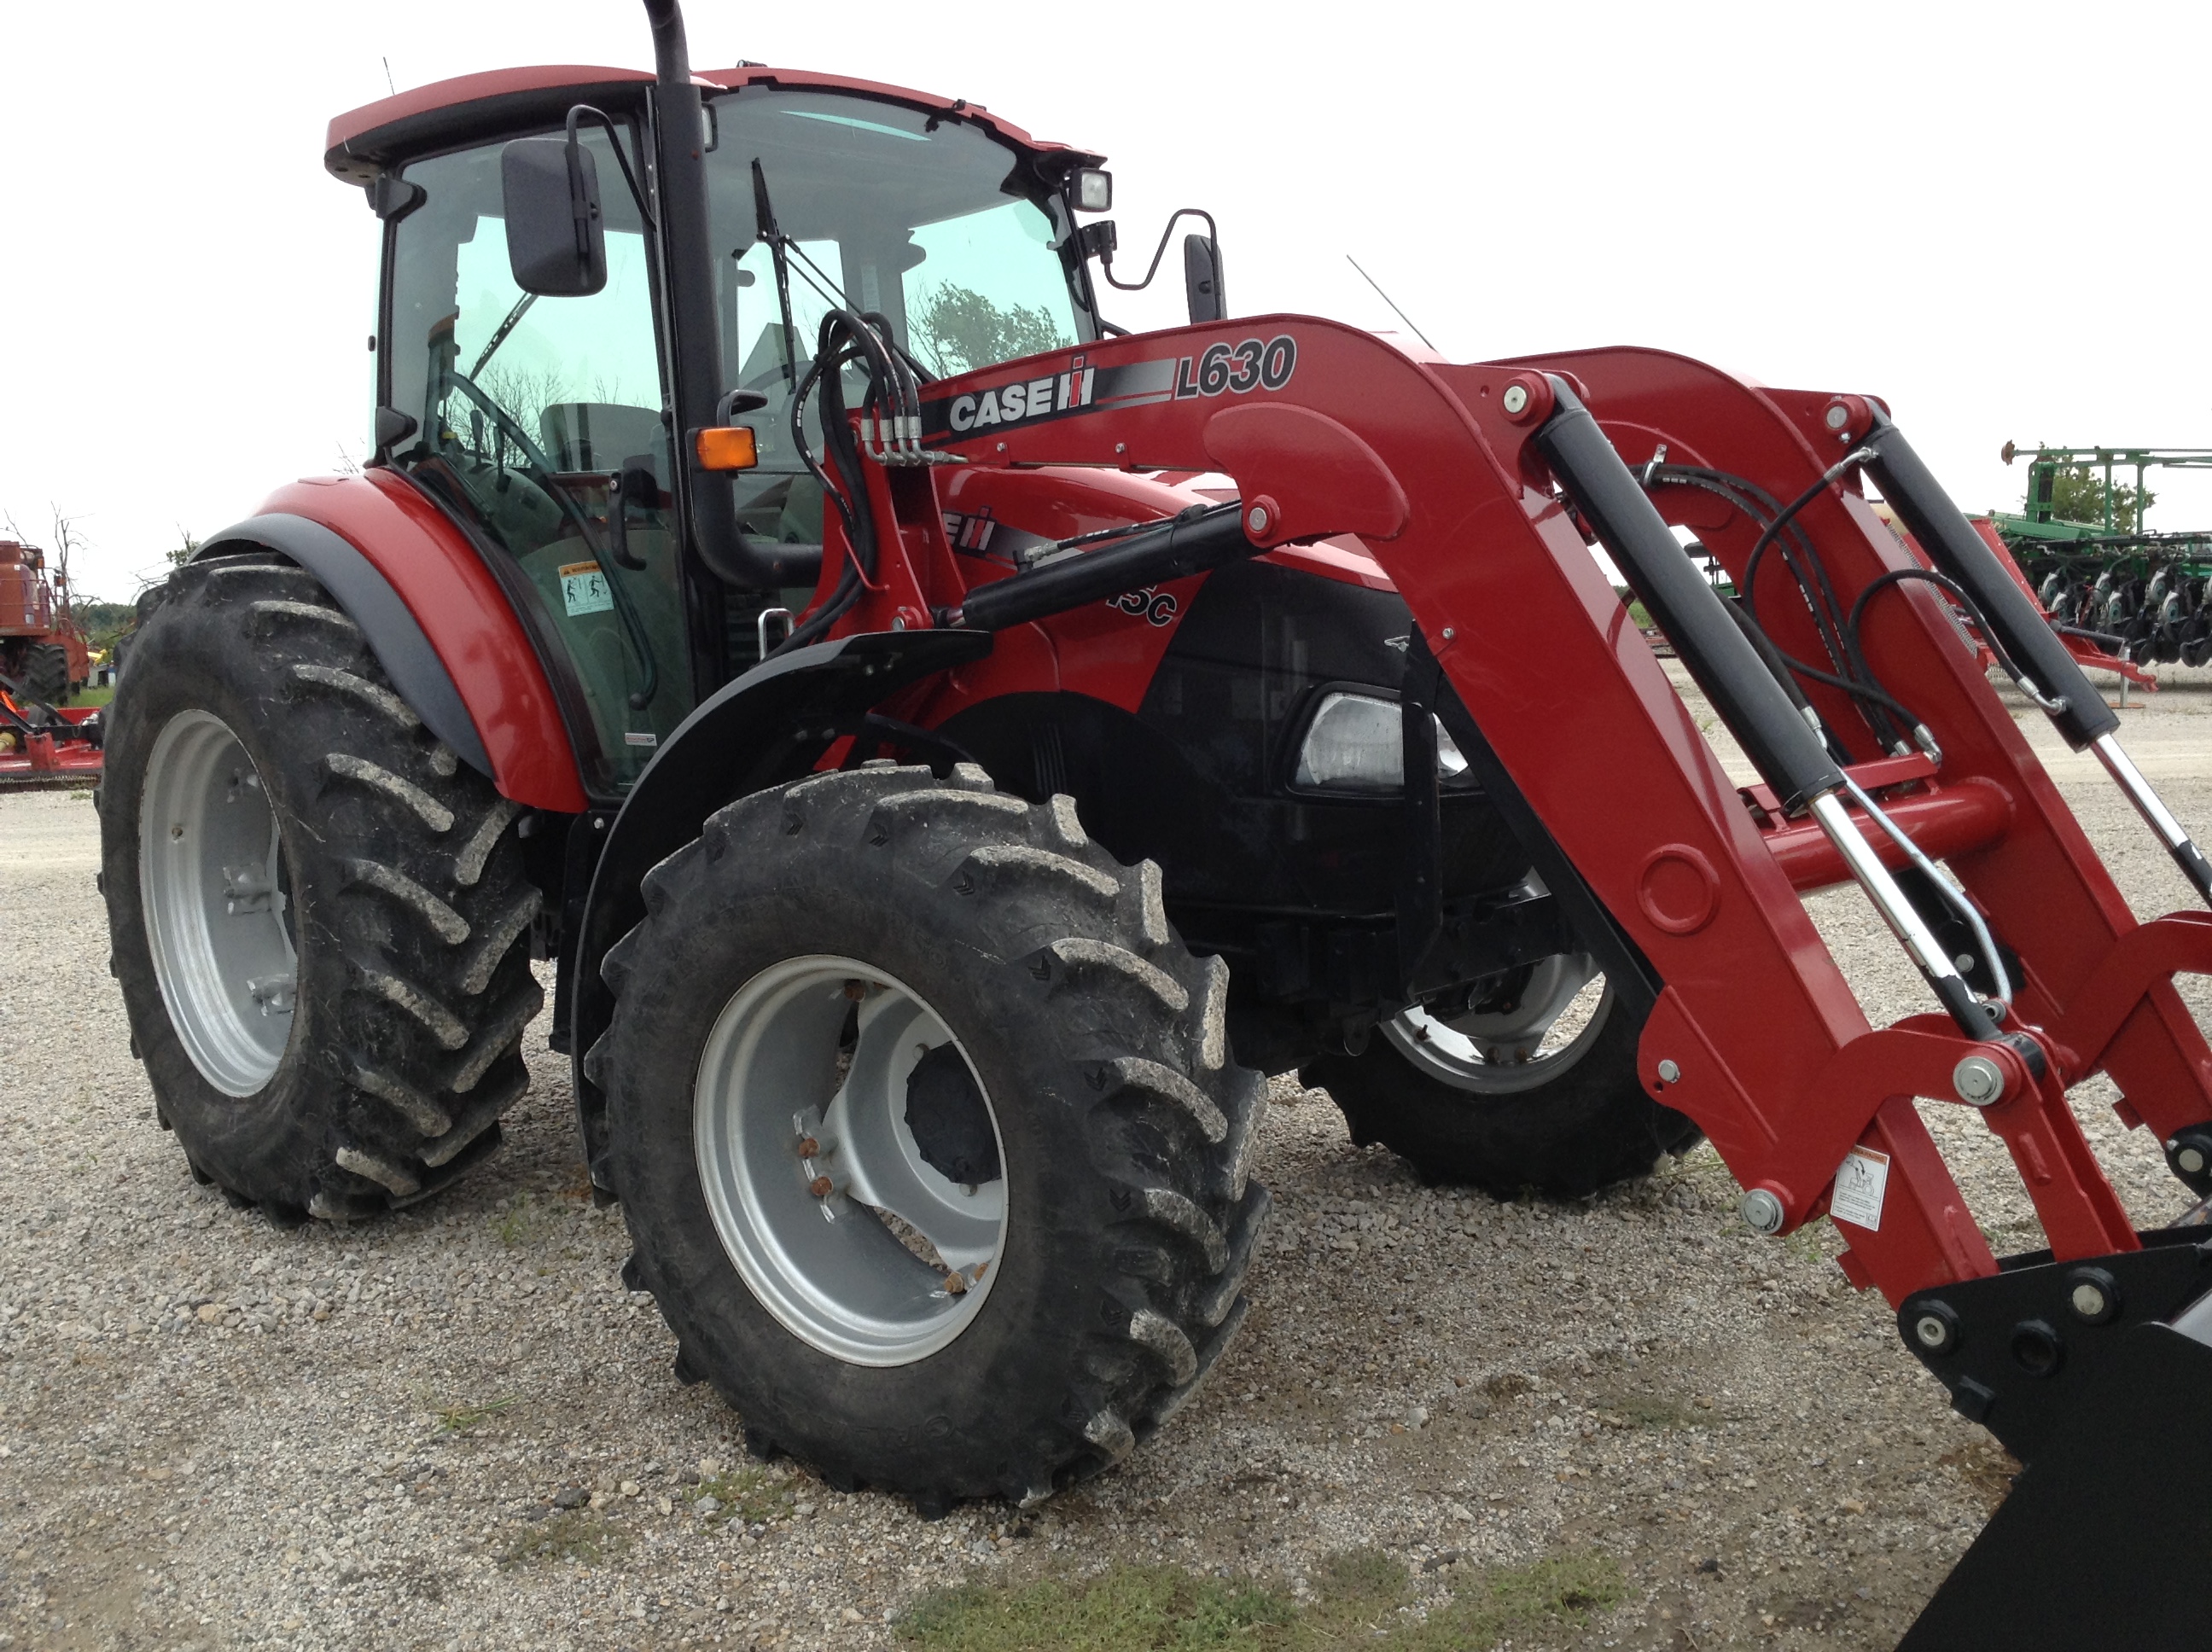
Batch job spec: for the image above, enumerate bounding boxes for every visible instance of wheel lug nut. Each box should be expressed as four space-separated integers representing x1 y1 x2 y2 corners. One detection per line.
943 1271 969 1295
797 1137 821 1160
808 1176 834 1199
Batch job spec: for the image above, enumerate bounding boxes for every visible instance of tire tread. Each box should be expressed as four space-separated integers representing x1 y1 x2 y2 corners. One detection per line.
602 765 1267 1511
97 551 542 1221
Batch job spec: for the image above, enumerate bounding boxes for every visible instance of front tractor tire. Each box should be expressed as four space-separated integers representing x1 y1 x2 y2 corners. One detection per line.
595 764 1270 1509
100 554 544 1221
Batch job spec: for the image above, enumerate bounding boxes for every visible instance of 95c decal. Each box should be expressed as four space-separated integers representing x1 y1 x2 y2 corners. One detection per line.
1108 587 1180 627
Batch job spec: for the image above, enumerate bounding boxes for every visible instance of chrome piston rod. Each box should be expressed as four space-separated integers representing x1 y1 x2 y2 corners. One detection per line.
2092 733 2212 906
1809 790 1990 1033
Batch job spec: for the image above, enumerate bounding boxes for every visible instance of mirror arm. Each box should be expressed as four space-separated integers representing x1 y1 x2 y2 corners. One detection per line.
563 105 656 231
1096 207 1219 293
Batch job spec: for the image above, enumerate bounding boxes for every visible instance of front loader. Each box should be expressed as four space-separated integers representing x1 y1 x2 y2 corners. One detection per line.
96 2 2212 1640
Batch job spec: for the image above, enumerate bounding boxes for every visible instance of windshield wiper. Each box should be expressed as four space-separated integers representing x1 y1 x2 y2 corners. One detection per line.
750 160 804 388
748 160 938 384
470 293 538 378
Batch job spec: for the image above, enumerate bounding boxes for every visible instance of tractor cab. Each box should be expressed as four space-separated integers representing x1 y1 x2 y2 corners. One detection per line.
336 67 1107 795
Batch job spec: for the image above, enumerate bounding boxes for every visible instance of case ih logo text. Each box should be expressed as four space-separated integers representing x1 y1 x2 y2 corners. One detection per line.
927 336 1298 442
946 360 1099 433
1173 335 1297 399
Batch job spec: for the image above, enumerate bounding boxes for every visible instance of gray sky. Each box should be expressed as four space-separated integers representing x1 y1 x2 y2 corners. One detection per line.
7 0 2209 601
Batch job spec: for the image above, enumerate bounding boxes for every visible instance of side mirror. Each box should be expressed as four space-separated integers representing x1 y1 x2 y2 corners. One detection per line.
501 136 606 297
1183 233 1226 324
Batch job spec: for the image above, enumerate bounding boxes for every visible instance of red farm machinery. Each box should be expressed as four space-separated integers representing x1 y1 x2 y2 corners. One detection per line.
95 3 2212 1641
0 534 102 782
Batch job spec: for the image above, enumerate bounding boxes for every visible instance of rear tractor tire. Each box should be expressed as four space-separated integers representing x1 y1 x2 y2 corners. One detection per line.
1302 960 1700 1200
594 763 1270 1509
99 553 544 1220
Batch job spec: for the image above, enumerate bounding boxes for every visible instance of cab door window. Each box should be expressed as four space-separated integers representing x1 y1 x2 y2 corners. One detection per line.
383 124 686 793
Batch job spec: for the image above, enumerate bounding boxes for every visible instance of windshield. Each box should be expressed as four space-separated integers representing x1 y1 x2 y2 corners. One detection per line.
705 87 1091 546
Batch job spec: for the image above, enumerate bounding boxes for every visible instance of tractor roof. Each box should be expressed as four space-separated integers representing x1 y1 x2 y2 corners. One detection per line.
324 64 1099 187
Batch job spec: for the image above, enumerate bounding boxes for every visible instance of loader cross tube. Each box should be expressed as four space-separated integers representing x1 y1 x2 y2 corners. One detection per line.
1533 378 1993 1043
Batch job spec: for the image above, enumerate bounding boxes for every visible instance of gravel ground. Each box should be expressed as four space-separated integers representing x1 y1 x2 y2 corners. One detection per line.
3 666 2209 1652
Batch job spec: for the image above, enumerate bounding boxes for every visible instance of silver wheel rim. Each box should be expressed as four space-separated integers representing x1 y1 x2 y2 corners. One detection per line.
694 957 1008 1366
1384 954 1611 1096
138 709 297 1096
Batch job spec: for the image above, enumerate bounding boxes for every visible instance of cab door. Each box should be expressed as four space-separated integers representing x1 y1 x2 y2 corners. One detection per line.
379 116 690 796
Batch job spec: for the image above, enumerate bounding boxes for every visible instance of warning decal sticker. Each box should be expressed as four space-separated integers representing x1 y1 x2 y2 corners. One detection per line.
560 561 612 618
1831 1145 1891 1231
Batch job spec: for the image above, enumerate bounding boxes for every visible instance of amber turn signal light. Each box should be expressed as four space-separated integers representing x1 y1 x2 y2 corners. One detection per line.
694 425 758 471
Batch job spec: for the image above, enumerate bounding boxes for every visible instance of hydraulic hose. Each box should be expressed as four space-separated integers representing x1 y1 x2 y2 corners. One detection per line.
1644 462 1912 753
773 311 901 655
1860 414 2115 749
1540 383 1842 811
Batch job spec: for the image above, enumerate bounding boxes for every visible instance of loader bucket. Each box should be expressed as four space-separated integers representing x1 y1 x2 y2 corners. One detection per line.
1899 1276 2212 1648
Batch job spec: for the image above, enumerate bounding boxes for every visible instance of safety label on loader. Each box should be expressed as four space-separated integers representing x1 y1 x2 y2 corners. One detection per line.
560 561 613 618
1831 1145 1890 1231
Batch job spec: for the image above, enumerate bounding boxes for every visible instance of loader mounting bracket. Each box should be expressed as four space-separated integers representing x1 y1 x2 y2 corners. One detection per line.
1898 1227 2212 1463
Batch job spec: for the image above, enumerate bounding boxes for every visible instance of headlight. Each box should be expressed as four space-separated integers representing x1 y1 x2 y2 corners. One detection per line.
1293 691 1469 794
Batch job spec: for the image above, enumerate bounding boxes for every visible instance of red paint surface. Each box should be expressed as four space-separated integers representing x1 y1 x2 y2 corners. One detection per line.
257 474 587 813
328 62 1096 180
327 65 650 164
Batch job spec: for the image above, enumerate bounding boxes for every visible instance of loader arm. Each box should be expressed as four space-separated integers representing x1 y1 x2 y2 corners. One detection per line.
826 315 2212 1642
742 309 2212 1645
813 307 2212 1424
863 317 2180 1288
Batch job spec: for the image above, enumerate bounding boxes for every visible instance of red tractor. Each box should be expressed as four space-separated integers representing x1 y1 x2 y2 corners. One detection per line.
0 536 90 704
98 3 2212 1640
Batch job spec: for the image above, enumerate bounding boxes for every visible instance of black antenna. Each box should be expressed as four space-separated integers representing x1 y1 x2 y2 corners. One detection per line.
382 56 396 96
1347 255 1435 351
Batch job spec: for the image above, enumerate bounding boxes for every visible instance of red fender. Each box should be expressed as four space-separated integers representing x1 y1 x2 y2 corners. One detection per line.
256 473 589 813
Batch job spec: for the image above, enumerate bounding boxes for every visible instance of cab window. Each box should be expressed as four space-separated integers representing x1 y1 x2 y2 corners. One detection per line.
383 124 689 794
